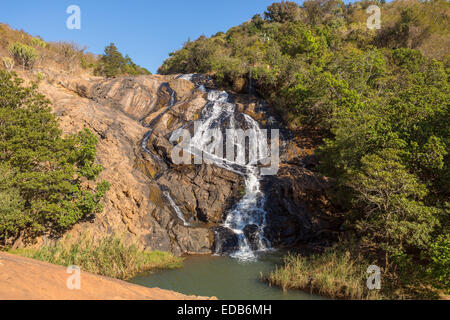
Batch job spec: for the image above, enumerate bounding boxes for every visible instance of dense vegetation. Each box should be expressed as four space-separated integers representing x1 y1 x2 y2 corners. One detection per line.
0 70 110 245
10 235 182 279
94 43 151 77
159 0 449 297
267 248 380 299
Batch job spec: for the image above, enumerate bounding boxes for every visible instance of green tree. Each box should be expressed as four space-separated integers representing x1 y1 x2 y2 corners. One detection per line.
0 71 110 244
349 150 439 255
264 1 300 23
95 43 151 78
427 234 450 290
97 43 125 77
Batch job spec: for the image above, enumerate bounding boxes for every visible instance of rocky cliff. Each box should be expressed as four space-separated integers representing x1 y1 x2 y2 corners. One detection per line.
14 70 340 256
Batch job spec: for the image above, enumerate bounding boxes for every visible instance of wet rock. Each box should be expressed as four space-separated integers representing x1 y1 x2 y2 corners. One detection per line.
212 227 239 255
25 71 340 257
243 224 259 251
157 165 243 225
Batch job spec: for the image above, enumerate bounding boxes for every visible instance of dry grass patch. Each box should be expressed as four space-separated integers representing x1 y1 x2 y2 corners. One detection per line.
9 235 182 280
266 249 382 300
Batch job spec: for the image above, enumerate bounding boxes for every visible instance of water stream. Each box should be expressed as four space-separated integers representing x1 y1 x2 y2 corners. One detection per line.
174 77 271 261
130 253 325 300
132 75 323 300
164 191 190 227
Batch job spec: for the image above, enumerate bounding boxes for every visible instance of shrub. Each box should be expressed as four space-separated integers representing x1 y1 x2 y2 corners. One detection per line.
427 234 450 291
36 71 44 83
8 42 38 69
52 42 86 72
264 1 300 23
30 37 47 48
1 57 14 71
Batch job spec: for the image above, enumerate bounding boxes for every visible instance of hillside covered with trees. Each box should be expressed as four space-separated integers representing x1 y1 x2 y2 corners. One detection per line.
159 0 449 297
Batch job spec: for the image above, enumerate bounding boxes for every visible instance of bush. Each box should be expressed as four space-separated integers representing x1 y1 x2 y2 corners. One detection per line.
427 234 450 291
30 37 47 48
264 1 300 23
349 150 439 255
9 235 183 279
1 57 14 71
8 42 38 69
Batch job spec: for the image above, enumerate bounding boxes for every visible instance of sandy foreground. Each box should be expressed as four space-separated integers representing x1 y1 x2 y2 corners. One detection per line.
0 252 215 300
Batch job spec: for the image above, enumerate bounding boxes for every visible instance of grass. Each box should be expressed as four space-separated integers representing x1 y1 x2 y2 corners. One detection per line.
9 235 182 280
266 249 382 300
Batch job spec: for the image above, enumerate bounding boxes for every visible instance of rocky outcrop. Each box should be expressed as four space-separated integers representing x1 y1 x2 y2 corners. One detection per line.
212 226 239 255
25 72 244 256
18 70 339 257
262 164 341 248
0 252 215 300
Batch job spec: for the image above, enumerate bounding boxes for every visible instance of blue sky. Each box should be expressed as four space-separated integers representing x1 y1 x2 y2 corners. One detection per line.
1 1 359 73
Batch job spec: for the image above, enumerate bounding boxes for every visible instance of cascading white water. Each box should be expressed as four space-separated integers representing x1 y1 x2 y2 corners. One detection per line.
177 77 271 261
164 191 190 227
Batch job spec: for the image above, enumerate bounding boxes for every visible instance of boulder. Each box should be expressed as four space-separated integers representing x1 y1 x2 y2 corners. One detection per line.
212 227 239 255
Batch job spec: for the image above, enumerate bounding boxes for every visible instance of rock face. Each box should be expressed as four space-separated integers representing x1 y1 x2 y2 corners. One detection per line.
263 165 341 248
212 227 239 255
19 70 339 256
26 72 244 256
243 224 260 251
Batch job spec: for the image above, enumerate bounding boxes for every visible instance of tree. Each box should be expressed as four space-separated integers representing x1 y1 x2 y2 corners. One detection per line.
303 0 344 25
264 1 300 23
97 43 125 78
349 150 439 255
252 14 264 29
0 71 109 244
95 43 151 78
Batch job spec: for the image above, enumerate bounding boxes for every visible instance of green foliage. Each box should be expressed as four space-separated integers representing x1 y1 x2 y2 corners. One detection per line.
30 37 47 49
95 43 151 78
266 248 381 299
2 57 14 71
0 71 109 243
10 235 183 279
8 42 38 69
158 0 449 295
427 234 450 290
349 150 439 254
303 0 345 26
264 1 300 23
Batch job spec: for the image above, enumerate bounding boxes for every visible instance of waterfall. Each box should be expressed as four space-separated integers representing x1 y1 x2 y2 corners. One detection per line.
176 75 271 261
164 191 190 226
